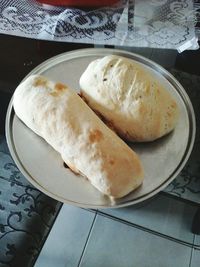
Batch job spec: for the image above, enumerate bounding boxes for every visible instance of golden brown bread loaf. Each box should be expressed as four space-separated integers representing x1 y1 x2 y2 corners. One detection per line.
13 74 144 198
80 55 179 142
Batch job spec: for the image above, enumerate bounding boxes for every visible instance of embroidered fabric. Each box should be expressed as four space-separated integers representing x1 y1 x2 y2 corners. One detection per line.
0 135 62 267
0 0 199 51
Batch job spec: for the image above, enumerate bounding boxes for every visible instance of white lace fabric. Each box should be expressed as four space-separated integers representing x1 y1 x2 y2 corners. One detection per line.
0 0 199 51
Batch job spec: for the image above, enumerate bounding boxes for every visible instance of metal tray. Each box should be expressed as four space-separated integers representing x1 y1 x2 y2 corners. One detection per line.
6 48 196 208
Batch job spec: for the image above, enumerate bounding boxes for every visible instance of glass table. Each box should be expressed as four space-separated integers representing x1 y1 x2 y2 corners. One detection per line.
0 34 200 267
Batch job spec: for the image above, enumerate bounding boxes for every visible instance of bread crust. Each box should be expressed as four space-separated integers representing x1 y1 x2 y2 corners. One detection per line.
13 75 144 198
80 55 179 142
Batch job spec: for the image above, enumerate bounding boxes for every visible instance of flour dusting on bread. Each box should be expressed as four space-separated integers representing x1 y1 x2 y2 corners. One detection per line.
80 55 179 142
13 74 144 198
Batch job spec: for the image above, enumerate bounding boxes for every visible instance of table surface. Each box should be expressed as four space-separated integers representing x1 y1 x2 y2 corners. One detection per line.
0 34 200 267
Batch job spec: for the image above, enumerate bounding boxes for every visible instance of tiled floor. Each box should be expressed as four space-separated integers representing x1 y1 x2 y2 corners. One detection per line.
99 194 197 245
34 201 200 267
191 248 200 267
34 206 96 267
80 214 192 267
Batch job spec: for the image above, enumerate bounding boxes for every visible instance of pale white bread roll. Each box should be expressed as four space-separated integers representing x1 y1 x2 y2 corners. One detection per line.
80 55 179 142
13 75 143 198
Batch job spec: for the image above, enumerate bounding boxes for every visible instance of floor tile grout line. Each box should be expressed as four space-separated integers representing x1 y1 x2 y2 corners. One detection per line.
31 202 63 267
82 208 97 214
192 233 200 250
189 235 195 267
193 245 200 251
97 210 195 249
77 211 97 267
189 249 193 267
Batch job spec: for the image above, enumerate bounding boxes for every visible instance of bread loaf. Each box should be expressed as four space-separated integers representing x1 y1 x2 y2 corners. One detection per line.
80 55 179 142
13 74 144 198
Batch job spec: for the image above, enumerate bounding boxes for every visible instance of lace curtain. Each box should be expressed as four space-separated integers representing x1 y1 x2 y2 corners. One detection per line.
0 0 199 51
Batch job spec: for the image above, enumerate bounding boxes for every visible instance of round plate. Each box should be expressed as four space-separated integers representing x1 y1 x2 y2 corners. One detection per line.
6 48 196 208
